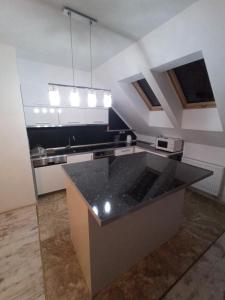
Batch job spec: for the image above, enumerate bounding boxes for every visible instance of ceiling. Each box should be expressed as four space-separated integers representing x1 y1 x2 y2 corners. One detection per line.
0 0 197 70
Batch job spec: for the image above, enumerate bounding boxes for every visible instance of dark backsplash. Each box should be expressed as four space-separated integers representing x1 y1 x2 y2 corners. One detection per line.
27 108 136 149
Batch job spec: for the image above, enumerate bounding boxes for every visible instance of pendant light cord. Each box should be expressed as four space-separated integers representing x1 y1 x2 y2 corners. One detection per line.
69 12 76 88
89 20 93 89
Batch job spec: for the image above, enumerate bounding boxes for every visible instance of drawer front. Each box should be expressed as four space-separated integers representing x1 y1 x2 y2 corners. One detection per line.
67 153 93 164
115 147 134 156
134 146 146 153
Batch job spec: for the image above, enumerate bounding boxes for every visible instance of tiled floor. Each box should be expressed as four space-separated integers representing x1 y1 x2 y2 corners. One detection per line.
38 191 89 300
37 189 225 300
0 205 45 300
1 190 225 300
164 233 225 300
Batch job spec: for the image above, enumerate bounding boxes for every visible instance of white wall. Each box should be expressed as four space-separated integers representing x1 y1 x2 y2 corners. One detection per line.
136 134 156 145
91 0 225 201
183 142 225 202
93 0 225 147
17 58 90 87
149 111 173 129
0 44 36 213
182 108 223 132
136 133 225 202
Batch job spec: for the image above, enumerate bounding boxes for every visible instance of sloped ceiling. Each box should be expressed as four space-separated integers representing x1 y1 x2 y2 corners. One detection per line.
94 0 225 147
0 0 196 70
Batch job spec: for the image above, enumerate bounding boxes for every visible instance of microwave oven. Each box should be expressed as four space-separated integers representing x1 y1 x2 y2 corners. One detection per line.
155 137 183 152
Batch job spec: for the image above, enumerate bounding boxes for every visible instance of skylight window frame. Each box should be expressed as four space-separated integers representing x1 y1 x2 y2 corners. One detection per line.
132 81 162 111
167 62 216 109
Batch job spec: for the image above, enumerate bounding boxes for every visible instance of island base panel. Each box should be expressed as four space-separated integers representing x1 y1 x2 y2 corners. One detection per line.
65 176 184 297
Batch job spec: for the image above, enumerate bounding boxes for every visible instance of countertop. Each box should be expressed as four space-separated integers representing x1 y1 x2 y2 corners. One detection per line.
62 152 212 226
31 141 136 159
31 139 182 161
136 141 183 157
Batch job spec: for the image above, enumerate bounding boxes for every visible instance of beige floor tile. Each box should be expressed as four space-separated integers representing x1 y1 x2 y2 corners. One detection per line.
0 205 45 300
37 190 225 300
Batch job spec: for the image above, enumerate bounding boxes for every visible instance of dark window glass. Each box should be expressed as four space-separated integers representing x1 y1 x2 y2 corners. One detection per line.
158 141 168 148
137 79 161 106
174 59 215 103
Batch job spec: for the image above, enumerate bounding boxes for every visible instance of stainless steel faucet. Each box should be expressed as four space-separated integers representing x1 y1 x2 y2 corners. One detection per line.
66 136 76 149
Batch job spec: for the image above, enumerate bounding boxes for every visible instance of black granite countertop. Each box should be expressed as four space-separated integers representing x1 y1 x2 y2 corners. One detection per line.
62 152 212 226
31 141 136 158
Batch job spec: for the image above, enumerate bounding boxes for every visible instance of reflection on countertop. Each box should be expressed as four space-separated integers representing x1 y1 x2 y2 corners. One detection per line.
62 152 212 225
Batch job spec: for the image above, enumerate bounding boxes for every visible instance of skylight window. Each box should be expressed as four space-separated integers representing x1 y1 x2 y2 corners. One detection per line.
132 79 162 111
167 59 215 109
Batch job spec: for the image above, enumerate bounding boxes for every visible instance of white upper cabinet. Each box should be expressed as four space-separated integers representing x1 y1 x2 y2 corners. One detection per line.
24 107 59 127
21 83 49 106
85 108 109 124
59 108 86 125
22 84 109 126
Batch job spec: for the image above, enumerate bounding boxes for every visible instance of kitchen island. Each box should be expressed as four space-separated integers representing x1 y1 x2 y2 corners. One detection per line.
63 152 212 297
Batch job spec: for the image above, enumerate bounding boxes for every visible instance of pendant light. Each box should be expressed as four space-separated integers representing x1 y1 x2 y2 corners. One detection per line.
88 20 97 108
62 7 112 108
49 85 60 106
68 11 80 107
103 92 112 108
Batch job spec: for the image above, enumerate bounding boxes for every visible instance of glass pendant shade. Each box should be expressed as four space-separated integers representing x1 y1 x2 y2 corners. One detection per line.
33 107 40 114
88 91 97 107
103 93 112 108
70 89 80 107
49 108 55 114
49 88 60 106
42 107 48 114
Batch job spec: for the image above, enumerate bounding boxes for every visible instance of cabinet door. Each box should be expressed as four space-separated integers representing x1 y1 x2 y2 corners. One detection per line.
67 153 93 164
35 164 66 195
21 83 49 106
115 147 134 156
24 106 59 127
59 108 86 125
85 108 109 124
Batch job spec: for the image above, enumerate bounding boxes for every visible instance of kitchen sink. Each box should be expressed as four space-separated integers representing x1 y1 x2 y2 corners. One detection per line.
32 155 67 168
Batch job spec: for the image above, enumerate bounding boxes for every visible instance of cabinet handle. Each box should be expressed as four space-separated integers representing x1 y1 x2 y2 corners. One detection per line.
94 121 104 123
67 121 81 124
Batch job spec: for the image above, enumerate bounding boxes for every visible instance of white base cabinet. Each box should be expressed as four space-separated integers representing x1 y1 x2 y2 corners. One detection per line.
134 146 146 153
115 147 134 156
35 153 93 195
35 164 66 195
67 153 93 164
